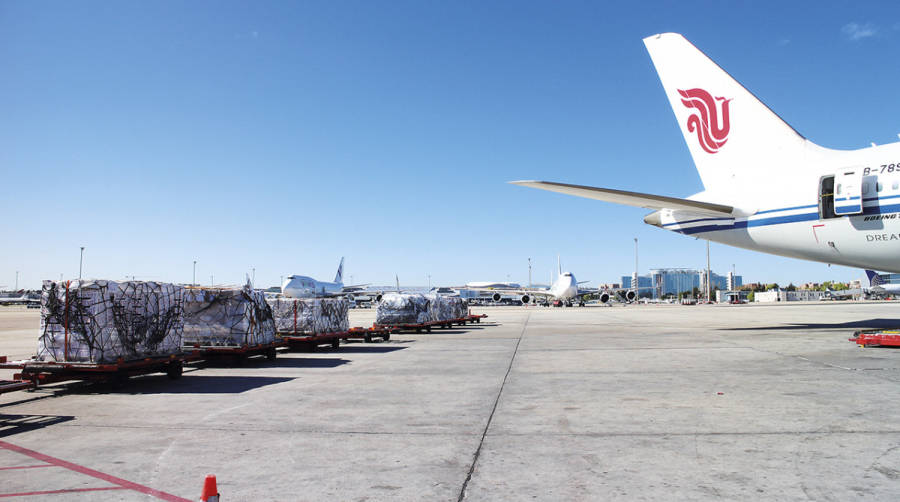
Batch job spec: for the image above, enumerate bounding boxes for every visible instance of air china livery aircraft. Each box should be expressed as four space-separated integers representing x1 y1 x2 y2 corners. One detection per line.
512 33 900 274
282 258 370 299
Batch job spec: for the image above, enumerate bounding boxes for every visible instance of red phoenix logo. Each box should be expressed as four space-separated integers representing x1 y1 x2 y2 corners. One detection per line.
678 88 731 154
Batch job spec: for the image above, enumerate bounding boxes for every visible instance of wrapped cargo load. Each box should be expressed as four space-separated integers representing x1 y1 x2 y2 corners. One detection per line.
375 293 432 325
268 297 349 334
427 295 467 321
37 280 184 363
183 285 275 347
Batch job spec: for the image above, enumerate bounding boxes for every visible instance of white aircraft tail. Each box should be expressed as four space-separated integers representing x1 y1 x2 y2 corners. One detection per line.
334 257 345 284
643 33 814 194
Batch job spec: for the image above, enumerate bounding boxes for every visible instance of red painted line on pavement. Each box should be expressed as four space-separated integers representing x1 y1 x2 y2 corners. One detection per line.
0 464 55 471
0 441 191 502
0 486 127 498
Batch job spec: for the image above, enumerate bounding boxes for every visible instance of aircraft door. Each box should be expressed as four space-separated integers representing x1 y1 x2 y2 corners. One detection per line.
818 175 836 219
834 170 863 215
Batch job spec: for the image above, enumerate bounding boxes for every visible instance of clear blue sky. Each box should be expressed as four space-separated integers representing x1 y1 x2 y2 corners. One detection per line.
2 1 899 290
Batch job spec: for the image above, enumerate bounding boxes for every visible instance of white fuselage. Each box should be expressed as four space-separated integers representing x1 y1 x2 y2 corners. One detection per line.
282 275 343 298
547 272 579 300
655 143 900 273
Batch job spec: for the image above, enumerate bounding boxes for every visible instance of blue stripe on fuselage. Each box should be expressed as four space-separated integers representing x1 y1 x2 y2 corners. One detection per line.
673 201 900 236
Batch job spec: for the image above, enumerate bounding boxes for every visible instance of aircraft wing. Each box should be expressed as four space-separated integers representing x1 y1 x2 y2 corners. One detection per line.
466 288 554 299
509 181 735 216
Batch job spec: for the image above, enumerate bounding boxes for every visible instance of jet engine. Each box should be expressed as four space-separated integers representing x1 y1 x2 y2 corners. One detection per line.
625 290 637 302
374 293 383 303
492 292 502 302
598 292 610 304
520 294 531 304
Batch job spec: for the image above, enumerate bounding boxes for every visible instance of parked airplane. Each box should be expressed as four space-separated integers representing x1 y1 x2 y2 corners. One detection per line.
282 258 371 299
864 270 900 296
512 33 900 273
470 257 643 306
0 293 40 306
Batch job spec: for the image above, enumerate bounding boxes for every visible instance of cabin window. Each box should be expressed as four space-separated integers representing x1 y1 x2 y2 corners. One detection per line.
894 181 899 190
877 182 884 192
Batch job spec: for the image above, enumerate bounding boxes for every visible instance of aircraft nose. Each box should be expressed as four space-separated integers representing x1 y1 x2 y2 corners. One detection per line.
643 210 662 227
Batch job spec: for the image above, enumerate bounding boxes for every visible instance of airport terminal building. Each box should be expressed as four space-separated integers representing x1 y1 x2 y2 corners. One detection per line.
622 269 742 299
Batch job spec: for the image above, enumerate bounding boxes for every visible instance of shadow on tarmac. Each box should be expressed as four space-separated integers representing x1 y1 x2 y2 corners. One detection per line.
330 346 408 354
720 318 900 331
264 357 351 369
0 414 75 438
107 375 295 394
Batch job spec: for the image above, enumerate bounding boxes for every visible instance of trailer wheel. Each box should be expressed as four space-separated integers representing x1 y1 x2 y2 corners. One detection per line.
331 338 340 349
365 334 372 343
426 326 432 333
266 347 277 361
383 333 390 342
167 361 183 380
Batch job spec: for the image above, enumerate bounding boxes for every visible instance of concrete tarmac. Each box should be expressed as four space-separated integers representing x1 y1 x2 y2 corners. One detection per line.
2 302 900 500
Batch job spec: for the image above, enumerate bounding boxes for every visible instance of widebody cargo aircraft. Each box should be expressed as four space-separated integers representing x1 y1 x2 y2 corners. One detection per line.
513 33 900 274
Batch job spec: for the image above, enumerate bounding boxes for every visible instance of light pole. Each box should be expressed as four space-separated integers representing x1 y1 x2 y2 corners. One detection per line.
15 271 18 291
79 246 85 281
706 240 712 302
427 274 431 289
252 268 256 288
528 258 532 288
211 275 214 286
633 238 638 290
192 260 197 286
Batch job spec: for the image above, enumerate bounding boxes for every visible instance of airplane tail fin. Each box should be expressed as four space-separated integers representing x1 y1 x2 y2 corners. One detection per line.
334 257 345 284
643 33 813 194
865 270 883 287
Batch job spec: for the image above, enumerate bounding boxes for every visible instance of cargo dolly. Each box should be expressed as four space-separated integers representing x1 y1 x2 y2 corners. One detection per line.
849 330 900 347
278 331 346 351
188 341 281 363
0 353 189 389
373 321 439 333
343 326 392 343
467 313 488 323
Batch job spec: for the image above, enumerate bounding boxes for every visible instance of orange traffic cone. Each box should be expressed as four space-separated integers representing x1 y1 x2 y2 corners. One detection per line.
201 474 219 502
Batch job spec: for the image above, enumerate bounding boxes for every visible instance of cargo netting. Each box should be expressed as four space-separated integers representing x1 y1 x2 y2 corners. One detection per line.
183 285 276 347
426 294 468 321
268 297 349 335
38 280 184 363
375 293 432 325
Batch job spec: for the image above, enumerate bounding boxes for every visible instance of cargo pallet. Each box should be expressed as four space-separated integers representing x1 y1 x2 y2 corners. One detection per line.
278 331 346 350
188 341 281 363
0 353 188 388
343 327 392 343
849 330 900 347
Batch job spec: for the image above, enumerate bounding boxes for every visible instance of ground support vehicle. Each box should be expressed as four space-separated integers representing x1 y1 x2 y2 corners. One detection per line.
0 353 188 389
849 330 900 347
